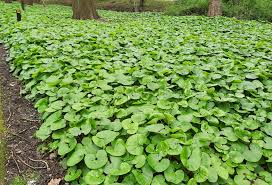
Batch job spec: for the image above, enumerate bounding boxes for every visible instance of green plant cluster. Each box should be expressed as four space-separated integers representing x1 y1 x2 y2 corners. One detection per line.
166 0 272 22
1 2 272 185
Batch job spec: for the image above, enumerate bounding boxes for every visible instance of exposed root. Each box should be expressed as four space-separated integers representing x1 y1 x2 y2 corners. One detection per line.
22 117 40 122
11 150 21 174
28 157 50 171
8 131 31 144
17 155 47 170
18 126 38 134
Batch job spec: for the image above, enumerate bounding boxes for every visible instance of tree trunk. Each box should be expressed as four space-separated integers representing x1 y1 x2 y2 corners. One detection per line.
72 0 99 20
139 0 144 12
208 0 222 17
4 0 12 3
129 0 138 12
21 0 25 10
25 0 33 5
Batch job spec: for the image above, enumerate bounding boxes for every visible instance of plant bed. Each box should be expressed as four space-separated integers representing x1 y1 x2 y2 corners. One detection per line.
0 45 64 184
0 2 272 185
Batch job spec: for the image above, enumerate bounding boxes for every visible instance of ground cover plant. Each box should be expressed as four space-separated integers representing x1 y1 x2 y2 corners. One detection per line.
0 2 272 185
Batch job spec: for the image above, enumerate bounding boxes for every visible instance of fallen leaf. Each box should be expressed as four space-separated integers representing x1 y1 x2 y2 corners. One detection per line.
48 178 62 185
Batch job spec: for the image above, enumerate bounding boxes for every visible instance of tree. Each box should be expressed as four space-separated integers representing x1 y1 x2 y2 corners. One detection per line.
4 0 12 3
208 0 222 16
139 0 144 11
72 0 100 20
129 0 145 12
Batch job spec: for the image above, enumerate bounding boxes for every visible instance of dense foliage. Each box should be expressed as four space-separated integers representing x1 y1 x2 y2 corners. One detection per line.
166 0 272 22
1 2 272 185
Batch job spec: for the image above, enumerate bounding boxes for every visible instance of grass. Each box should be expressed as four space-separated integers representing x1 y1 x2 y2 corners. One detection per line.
10 176 27 185
9 171 39 185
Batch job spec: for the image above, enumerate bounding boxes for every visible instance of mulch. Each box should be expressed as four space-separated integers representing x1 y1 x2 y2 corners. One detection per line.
0 44 65 185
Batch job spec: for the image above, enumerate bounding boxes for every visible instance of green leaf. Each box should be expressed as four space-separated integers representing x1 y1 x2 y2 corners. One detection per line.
48 100 65 111
84 150 108 169
64 166 82 182
221 127 238 142
216 166 229 180
183 147 201 171
58 135 77 156
131 155 146 168
45 75 60 86
84 170 105 185
35 98 48 113
207 167 218 182
187 178 197 185
151 175 167 185
147 154 170 172
195 166 208 182
50 119 66 131
122 118 138 134
234 174 251 185
164 138 182 155
67 144 85 166
164 164 184 184
243 143 262 162
229 151 244 163
126 134 147 155
106 139 126 156
262 123 272 136
145 124 165 133
92 130 119 147
132 164 153 185
157 99 172 110
104 156 131 176
263 137 272 149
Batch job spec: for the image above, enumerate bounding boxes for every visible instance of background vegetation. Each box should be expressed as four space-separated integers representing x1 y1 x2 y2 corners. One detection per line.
165 0 272 21
38 0 272 21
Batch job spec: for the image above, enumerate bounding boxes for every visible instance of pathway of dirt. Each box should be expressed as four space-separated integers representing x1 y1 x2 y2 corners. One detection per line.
0 44 65 185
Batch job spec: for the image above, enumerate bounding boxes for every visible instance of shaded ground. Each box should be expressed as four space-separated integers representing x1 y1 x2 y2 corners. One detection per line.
47 0 174 12
0 45 65 185
96 0 172 12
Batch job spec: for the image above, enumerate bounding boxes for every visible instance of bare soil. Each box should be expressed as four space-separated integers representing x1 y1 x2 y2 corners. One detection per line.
0 44 65 185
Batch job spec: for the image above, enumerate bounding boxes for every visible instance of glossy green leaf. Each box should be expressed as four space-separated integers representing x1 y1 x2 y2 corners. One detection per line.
92 130 119 147
84 170 105 185
147 154 170 172
84 150 108 169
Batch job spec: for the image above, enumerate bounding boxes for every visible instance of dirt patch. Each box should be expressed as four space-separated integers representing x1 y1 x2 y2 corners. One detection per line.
0 44 65 185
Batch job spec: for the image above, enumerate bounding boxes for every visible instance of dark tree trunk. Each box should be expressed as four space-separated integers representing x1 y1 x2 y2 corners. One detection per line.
129 0 138 12
139 0 144 11
4 0 12 3
208 0 222 16
21 0 25 10
72 0 100 20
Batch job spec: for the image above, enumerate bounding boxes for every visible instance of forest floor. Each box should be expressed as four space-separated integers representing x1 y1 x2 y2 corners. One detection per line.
97 0 174 12
48 0 174 12
0 45 64 185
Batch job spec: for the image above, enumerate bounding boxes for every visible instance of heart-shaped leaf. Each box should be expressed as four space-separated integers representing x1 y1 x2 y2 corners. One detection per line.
84 170 105 185
85 150 108 169
106 139 126 157
147 154 170 172
92 130 119 147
